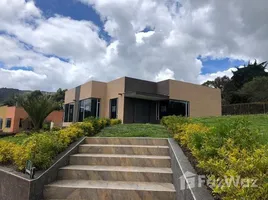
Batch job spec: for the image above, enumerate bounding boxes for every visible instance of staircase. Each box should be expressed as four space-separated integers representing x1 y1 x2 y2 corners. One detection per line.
43 138 176 200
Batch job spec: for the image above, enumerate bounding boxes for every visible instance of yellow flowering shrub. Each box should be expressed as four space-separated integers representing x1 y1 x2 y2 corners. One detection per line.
0 118 113 171
161 115 189 135
162 116 268 200
110 119 122 125
0 140 16 163
174 123 210 146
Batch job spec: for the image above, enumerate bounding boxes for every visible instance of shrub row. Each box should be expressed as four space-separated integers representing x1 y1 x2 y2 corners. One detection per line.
161 115 268 200
0 118 121 171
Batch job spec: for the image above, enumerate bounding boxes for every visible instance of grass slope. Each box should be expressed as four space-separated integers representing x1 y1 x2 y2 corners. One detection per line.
192 114 268 143
96 124 171 138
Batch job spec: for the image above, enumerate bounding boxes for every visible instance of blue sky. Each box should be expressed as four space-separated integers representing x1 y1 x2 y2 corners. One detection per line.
35 0 110 41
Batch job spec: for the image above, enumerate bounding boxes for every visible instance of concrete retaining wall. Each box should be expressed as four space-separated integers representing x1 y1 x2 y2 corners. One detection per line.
168 138 214 200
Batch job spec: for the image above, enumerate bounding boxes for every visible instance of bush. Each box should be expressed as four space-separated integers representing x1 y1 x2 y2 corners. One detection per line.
84 117 102 134
0 118 114 171
162 116 268 200
0 140 17 164
51 126 61 131
161 115 189 135
110 119 122 125
23 133 64 169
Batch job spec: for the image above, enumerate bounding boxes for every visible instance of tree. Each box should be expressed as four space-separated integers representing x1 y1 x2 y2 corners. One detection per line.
202 60 268 104
18 91 59 130
2 93 19 106
202 76 231 91
52 88 66 109
239 77 268 102
231 60 268 89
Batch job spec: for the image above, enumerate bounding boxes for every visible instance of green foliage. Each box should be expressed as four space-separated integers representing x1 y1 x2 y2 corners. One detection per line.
23 133 64 169
239 76 268 102
232 61 268 89
97 123 171 138
202 76 230 92
163 116 268 200
51 88 66 109
202 61 268 104
0 118 113 171
17 92 59 130
110 119 122 125
161 115 189 134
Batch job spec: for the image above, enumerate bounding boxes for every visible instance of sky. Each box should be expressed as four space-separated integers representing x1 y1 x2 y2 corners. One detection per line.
0 0 267 91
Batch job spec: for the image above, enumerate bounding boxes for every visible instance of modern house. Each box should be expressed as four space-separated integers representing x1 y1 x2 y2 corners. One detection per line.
63 77 221 125
0 106 64 134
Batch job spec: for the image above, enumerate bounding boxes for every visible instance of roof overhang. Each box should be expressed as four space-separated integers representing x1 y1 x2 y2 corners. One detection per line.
124 91 169 101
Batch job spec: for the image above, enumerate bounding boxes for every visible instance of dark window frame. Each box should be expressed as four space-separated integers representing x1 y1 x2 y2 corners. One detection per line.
78 98 101 122
6 118 12 128
110 98 118 119
64 103 75 122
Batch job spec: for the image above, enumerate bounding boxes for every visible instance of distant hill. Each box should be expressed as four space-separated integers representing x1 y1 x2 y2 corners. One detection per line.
0 88 59 106
0 88 30 105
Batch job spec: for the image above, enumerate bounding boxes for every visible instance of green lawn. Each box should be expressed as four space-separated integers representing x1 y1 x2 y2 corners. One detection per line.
192 114 268 143
96 123 171 138
2 114 268 142
1 134 29 144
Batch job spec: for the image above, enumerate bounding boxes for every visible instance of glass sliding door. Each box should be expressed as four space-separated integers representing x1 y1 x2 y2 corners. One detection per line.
110 98 118 119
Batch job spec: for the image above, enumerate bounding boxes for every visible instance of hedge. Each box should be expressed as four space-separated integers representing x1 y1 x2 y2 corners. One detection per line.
0 118 121 171
161 115 268 200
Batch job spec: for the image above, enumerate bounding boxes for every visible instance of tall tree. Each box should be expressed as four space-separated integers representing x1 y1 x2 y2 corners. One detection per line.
202 60 268 104
18 92 59 130
231 60 268 89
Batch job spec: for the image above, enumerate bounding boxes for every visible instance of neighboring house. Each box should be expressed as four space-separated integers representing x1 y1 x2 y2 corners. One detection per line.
0 106 64 134
63 77 221 125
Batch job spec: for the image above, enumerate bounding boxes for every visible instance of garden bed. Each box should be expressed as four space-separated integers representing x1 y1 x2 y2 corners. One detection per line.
0 118 121 172
161 115 268 200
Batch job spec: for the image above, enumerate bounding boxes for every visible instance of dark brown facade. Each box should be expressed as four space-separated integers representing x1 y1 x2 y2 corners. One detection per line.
64 77 221 125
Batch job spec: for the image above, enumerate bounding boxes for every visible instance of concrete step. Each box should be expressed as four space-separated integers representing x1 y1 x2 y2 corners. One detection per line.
57 165 173 183
44 180 176 200
69 154 171 168
85 137 168 146
79 144 170 156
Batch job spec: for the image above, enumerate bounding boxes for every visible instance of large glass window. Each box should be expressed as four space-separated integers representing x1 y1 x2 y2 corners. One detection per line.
64 103 74 122
158 100 189 119
78 98 100 122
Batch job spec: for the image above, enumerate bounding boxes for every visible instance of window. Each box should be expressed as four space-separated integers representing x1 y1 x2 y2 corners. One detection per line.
110 98 118 119
6 118 11 128
0 118 2 129
19 118 23 128
158 100 189 119
78 98 101 122
64 103 75 122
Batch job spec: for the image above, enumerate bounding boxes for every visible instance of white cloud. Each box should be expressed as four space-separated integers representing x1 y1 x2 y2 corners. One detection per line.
155 68 175 82
0 0 268 91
